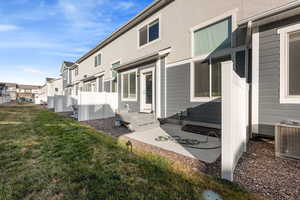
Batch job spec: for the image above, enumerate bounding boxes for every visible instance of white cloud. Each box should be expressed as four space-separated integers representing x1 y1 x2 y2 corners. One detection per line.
23 67 51 75
0 41 63 49
41 51 82 58
115 1 136 10
0 24 20 32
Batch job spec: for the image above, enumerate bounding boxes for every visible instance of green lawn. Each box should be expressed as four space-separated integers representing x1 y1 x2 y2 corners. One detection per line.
0 106 263 200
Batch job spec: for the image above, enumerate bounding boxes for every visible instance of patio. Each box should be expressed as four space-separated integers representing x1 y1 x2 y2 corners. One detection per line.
120 123 221 164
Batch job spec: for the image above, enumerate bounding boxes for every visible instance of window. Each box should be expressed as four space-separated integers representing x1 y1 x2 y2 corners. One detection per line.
111 61 120 80
193 17 232 56
84 82 92 92
75 67 79 76
98 77 103 92
91 81 96 92
278 24 300 104
94 54 101 67
194 61 210 97
139 19 159 47
149 19 159 42
104 81 111 92
122 70 137 101
75 85 79 95
191 57 228 101
111 80 117 93
139 26 148 46
288 32 300 96
55 88 58 92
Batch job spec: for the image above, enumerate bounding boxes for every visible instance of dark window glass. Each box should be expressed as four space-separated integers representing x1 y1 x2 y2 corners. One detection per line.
129 72 136 98
289 31 300 95
145 74 153 104
139 26 148 46
194 61 210 97
112 80 117 93
98 77 103 92
123 74 129 98
236 51 246 78
95 54 101 67
211 62 222 97
149 20 159 42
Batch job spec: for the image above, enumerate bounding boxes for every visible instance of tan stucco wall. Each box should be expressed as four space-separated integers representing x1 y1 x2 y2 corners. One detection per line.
73 0 296 83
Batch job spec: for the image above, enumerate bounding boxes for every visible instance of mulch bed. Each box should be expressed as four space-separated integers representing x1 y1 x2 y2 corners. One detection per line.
234 138 300 200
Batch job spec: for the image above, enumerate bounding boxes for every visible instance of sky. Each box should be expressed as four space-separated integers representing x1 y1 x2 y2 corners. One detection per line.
0 0 153 85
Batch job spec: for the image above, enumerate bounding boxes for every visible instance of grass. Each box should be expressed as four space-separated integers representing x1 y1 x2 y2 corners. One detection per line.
0 106 265 200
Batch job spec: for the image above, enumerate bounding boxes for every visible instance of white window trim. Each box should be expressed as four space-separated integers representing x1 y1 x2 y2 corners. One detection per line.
278 23 300 104
190 8 238 58
137 15 161 49
121 68 138 102
190 58 222 102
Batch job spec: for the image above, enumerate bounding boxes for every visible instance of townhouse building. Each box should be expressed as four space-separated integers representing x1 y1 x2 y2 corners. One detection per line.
56 0 300 180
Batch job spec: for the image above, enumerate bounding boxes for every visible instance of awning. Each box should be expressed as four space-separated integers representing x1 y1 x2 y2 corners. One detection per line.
81 76 97 82
114 52 159 71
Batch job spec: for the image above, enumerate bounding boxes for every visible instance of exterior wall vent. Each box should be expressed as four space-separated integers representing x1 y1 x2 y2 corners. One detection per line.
275 122 300 160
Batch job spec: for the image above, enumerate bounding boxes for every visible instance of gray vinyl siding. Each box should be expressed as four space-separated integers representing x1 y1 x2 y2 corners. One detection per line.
118 62 156 113
104 81 111 92
258 15 300 136
166 63 221 124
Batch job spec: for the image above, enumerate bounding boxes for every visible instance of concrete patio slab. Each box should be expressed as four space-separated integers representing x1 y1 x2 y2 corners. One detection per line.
123 124 221 163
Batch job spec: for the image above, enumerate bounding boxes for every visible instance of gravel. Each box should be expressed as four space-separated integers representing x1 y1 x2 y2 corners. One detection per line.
234 138 300 200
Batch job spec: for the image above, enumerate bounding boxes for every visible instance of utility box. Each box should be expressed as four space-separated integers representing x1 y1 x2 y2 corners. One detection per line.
275 122 300 160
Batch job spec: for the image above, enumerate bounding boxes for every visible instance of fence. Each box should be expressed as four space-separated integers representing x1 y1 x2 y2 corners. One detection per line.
221 61 249 181
47 96 55 109
54 95 78 113
77 92 118 122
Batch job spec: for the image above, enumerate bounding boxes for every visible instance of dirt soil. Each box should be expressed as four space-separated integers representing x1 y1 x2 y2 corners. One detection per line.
234 138 300 200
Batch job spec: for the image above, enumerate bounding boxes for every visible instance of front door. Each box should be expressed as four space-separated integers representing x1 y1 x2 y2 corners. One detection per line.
141 68 154 113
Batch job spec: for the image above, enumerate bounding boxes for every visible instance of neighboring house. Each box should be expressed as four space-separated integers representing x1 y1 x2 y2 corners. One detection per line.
0 82 17 103
40 77 63 106
60 61 75 95
0 83 7 97
17 85 41 102
0 83 9 103
5 83 17 101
